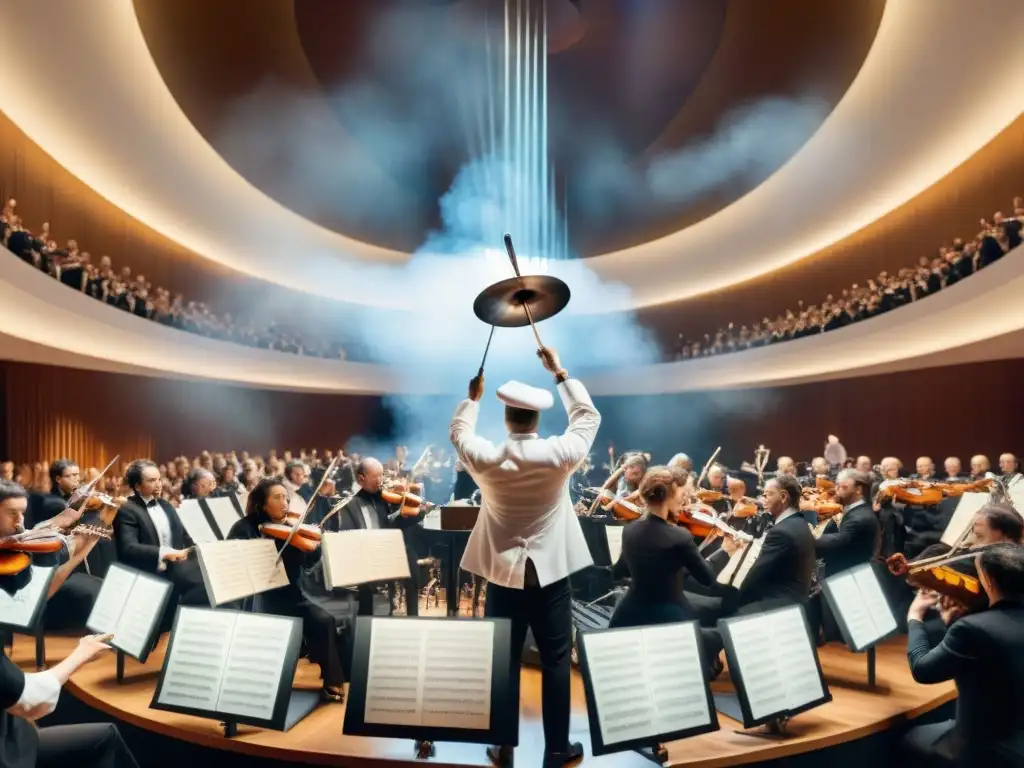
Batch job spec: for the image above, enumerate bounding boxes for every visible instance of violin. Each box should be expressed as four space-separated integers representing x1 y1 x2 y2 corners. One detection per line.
0 530 65 576
875 480 944 507
381 489 429 518
595 489 643 521
260 522 320 553
282 512 323 541
695 489 724 504
730 497 760 518
677 501 717 538
887 550 987 612
931 478 994 497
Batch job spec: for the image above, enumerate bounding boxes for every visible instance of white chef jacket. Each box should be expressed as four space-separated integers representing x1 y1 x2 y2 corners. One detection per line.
450 378 601 589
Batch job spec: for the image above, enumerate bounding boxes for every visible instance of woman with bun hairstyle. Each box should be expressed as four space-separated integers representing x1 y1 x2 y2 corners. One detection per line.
609 466 740 629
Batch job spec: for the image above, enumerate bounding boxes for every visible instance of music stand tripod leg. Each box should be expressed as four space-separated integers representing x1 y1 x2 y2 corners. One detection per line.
634 743 669 765
415 740 436 759
222 720 237 738
116 649 125 684
867 645 877 688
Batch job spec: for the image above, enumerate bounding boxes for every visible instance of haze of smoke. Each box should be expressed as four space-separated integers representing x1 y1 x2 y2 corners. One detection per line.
575 96 831 220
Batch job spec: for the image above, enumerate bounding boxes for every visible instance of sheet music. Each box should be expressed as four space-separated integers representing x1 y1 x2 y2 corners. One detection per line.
827 565 897 650
87 563 137 633
205 497 242 539
235 491 249 514
422 509 441 530
718 535 764 587
605 526 624 565
196 539 289 606
364 618 494 730
215 613 294 721
114 576 170 658
157 608 236 712
176 499 219 544
321 530 411 589
941 492 988 547
0 566 53 628
585 623 711 746
726 606 824 721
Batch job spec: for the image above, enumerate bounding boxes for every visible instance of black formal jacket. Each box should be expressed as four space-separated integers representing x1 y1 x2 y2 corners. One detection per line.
113 494 193 574
717 512 816 613
907 600 1024 765
612 515 726 615
330 489 424 534
0 651 38 768
814 501 881 577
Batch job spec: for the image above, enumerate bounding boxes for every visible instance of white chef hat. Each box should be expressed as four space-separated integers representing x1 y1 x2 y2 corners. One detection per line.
496 380 554 411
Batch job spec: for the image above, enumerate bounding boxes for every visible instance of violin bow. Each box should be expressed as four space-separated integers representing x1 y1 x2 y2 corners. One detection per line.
272 456 339 567
67 455 120 508
318 489 357 531
695 447 721 492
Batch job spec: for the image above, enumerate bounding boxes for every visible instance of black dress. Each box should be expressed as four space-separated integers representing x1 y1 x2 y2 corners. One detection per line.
609 515 724 628
226 517 346 688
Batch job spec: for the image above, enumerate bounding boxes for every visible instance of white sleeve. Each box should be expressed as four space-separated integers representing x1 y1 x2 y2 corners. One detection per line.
449 399 499 471
7 670 61 720
157 546 173 571
551 379 602 468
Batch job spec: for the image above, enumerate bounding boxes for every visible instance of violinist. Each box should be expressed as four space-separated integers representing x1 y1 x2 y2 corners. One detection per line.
332 457 427 617
226 478 346 702
814 470 881 577
610 468 736 626
297 472 336 526
901 544 1024 768
0 484 140 768
943 456 966 482
180 467 216 500
606 453 647 500
113 460 207 623
282 460 309 501
722 474 817 615
26 459 104 631
999 453 1022 490
911 456 936 481
969 454 994 482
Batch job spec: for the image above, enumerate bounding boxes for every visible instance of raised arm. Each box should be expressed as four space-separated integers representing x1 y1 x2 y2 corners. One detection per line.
538 348 601 469
449 374 499 472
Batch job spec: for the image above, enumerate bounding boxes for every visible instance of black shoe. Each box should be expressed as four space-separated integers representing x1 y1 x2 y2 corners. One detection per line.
487 745 513 768
543 741 584 768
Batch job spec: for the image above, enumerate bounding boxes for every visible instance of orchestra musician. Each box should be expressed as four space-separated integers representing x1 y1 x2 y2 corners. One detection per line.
112 460 208 625
943 456 966 482
1000 453 1022 490
331 458 427 617
814 470 881 577
0 481 139 767
281 459 309 501
180 467 216 500
969 454 994 481
911 456 937 481
722 474 817 615
226 477 346 702
25 459 104 630
901 544 1024 768
450 346 599 768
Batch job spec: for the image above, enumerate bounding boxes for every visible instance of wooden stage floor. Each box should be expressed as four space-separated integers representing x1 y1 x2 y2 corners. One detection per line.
13 633 954 768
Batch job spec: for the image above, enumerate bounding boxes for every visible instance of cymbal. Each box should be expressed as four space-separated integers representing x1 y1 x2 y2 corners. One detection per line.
473 275 571 328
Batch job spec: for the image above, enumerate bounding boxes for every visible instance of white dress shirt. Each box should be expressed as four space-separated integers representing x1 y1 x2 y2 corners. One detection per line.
359 503 379 530
139 495 174 571
7 669 60 721
450 378 601 589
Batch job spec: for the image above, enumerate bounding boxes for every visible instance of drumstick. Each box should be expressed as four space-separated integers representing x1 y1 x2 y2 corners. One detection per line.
478 325 495 377
503 233 544 348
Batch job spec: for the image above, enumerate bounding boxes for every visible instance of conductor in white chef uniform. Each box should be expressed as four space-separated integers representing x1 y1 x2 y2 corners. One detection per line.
450 346 601 768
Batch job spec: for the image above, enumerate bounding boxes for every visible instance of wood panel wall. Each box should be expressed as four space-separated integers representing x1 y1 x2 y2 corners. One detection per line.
2 358 1021 472
0 362 377 468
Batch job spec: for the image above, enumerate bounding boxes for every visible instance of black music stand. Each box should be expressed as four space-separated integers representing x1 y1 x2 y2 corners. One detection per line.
715 604 832 738
577 622 720 764
85 563 173 683
0 566 57 671
344 616 518 759
820 563 900 688
151 607 317 738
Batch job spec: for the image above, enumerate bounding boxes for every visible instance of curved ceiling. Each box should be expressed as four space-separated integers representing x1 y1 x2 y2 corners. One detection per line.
0 0 1021 313
134 0 881 253
3 242 1023 397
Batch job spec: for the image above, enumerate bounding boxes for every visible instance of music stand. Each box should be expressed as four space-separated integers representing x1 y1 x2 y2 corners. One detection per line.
577 622 719 764
715 604 832 738
820 563 900 687
344 616 518 759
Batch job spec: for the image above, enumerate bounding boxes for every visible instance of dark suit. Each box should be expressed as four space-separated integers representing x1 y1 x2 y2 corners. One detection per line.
903 601 1024 767
332 489 425 616
112 495 207 620
815 501 880 577
727 511 816 614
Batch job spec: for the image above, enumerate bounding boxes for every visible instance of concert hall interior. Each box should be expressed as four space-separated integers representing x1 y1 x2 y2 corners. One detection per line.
1 1 1023 767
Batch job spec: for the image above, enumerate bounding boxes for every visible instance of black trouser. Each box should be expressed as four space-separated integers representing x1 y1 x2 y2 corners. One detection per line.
37 723 138 768
265 595 346 688
900 721 958 768
43 572 101 632
485 560 572 755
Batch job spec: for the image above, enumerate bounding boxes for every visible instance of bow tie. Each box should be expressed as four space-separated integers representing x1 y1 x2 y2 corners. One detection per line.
144 499 158 508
